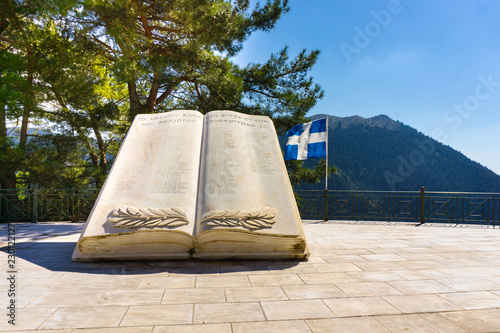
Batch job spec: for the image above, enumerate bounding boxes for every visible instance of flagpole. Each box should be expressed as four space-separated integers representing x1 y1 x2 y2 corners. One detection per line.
324 115 328 221
325 115 328 192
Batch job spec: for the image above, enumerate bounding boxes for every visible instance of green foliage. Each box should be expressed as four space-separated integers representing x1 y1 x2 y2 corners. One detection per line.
0 52 24 115
1 0 324 189
0 136 24 184
23 134 88 188
239 47 324 134
71 0 320 120
286 159 336 188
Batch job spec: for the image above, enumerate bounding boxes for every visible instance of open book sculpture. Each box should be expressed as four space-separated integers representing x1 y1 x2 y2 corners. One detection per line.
72 110 309 260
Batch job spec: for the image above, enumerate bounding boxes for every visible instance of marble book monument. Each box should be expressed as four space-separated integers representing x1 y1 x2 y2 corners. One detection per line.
72 110 309 260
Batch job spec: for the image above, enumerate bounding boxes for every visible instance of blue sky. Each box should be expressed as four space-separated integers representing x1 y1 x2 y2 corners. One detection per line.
232 0 500 176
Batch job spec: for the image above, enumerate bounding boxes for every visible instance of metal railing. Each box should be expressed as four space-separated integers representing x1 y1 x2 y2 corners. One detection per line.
1 187 498 226
0 186 99 222
295 188 499 226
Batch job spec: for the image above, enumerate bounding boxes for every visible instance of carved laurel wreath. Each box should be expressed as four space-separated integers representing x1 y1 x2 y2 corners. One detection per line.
200 208 277 230
108 205 190 229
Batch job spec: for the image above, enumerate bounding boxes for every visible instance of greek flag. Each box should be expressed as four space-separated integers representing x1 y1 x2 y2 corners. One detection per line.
285 117 327 161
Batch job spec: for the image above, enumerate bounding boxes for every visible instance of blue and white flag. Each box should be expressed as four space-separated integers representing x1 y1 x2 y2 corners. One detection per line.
285 117 327 161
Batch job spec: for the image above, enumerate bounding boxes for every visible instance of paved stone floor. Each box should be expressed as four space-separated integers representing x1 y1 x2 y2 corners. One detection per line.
0 221 500 332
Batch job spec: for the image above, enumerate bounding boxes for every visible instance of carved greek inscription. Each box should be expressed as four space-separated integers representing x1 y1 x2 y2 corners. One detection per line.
152 128 191 194
209 131 238 195
246 130 277 175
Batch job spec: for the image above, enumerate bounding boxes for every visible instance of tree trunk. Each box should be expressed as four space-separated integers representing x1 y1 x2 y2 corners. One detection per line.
0 103 7 140
92 123 108 188
128 79 155 120
19 48 33 151
0 103 17 189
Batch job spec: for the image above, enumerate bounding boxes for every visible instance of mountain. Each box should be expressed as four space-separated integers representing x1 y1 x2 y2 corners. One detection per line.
287 114 500 192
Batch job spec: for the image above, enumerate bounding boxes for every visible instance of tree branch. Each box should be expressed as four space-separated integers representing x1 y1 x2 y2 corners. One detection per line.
156 84 176 105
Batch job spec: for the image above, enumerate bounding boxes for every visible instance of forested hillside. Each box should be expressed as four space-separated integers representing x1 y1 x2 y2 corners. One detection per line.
288 114 500 192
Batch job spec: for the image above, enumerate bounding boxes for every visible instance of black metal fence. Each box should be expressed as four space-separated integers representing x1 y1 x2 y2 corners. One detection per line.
1 187 499 226
0 186 99 222
295 188 499 226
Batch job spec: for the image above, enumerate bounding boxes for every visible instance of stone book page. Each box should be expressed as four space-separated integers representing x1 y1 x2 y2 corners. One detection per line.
195 111 304 239
73 110 204 260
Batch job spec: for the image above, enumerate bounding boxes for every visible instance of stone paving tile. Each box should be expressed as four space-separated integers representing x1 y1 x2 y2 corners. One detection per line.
323 296 401 317
346 270 405 282
247 259 286 266
96 289 164 306
248 273 304 286
329 249 373 255
73 327 153 333
398 253 447 260
4 330 71 333
432 246 473 254
0 308 56 331
437 251 484 259
382 295 462 313
120 304 193 326
440 308 500 333
78 276 142 290
161 287 225 304
309 250 335 256
387 280 456 295
306 317 390 333
20 278 87 292
360 254 409 262
368 248 413 255
40 306 128 330
311 263 363 273
352 261 406 271
335 282 403 297
5 291 41 308
260 299 335 320
137 276 195 289
437 291 500 310
374 313 468 333
396 247 437 254
436 277 500 292
195 275 250 288
436 258 487 267
393 269 452 280
219 265 269 275
194 302 265 323
14 270 66 280
4 328 71 333
26 291 106 308
232 320 311 333
153 323 231 333
436 267 496 278
225 286 288 302
167 266 220 276
397 260 443 269
319 254 369 263
56 271 103 279
304 256 327 264
281 284 344 300
485 276 500 284
194 260 240 267
339 243 379 250
266 264 318 274
482 266 500 274
298 272 356 284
